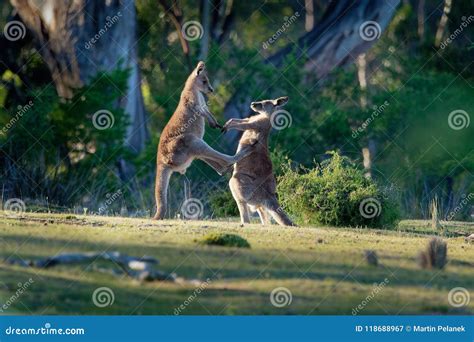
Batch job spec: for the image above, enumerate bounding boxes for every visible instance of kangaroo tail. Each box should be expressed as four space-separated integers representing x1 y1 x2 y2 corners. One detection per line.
266 198 297 226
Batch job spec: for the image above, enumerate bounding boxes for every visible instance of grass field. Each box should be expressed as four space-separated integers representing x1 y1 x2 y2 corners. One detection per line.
0 211 473 315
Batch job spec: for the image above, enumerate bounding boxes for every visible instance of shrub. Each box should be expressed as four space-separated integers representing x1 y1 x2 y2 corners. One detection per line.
0 69 129 210
277 152 400 228
201 233 250 248
208 188 238 218
418 237 447 269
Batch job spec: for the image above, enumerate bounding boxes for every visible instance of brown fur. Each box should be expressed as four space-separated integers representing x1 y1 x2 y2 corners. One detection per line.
153 62 252 220
223 96 296 226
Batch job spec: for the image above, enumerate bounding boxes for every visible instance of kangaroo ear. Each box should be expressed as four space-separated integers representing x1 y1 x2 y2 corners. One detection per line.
251 101 263 112
275 96 289 107
196 61 205 75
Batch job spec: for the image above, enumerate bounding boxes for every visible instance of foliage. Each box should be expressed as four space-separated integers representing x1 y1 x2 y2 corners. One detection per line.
208 187 238 218
1 0 473 221
0 69 130 211
201 233 250 248
277 152 400 228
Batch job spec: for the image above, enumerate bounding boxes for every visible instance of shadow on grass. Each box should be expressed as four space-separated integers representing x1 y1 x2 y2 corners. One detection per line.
1 234 473 302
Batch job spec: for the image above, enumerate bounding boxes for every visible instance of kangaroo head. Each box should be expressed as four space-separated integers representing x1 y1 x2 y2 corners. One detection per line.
250 96 289 115
192 61 214 94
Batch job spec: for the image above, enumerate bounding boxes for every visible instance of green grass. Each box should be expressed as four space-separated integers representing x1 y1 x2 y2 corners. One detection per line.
0 211 472 315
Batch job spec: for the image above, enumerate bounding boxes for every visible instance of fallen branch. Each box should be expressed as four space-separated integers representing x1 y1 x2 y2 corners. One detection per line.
5 251 176 282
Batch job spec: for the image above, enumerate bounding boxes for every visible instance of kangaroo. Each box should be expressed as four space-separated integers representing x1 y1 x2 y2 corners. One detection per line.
153 61 252 220
223 96 296 226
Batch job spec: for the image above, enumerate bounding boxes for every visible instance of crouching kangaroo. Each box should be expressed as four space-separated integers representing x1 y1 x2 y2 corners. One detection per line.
223 96 296 226
154 61 252 220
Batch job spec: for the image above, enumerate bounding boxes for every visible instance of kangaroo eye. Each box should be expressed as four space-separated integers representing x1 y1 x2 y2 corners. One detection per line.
203 80 207 84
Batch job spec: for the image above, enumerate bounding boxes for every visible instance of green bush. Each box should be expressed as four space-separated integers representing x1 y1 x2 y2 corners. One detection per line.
277 152 400 228
201 233 250 248
0 69 129 209
208 188 238 218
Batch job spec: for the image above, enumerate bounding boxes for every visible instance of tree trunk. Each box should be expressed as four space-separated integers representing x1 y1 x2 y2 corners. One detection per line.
223 0 400 145
199 0 211 60
356 53 368 108
417 0 425 43
158 0 192 70
434 0 452 47
210 0 234 45
305 0 315 32
10 0 148 154
362 139 376 179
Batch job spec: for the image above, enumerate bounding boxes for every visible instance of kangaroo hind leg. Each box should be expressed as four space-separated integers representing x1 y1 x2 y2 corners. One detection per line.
153 163 173 220
257 207 271 225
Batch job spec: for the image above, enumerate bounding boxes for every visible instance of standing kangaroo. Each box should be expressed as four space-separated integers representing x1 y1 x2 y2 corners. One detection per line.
154 61 252 220
223 96 296 226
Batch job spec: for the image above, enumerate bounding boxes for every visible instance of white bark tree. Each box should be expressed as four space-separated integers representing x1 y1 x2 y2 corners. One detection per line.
10 0 148 154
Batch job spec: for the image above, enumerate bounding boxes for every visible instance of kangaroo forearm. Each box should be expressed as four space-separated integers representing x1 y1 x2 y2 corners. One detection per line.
203 110 220 126
227 122 259 131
